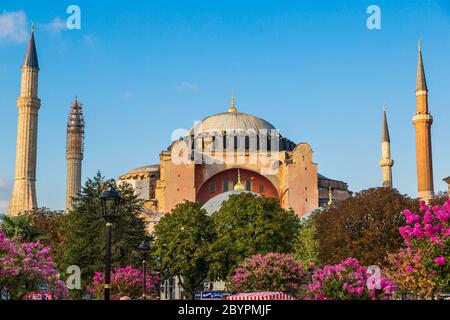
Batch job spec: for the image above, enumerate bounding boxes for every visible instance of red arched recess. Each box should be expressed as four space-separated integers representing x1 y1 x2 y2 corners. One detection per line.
196 168 279 205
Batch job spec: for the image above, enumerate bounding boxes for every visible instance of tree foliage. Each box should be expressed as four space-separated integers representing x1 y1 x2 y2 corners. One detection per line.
62 172 149 295
294 211 320 264
315 188 419 266
209 193 299 280
0 214 46 242
154 201 214 299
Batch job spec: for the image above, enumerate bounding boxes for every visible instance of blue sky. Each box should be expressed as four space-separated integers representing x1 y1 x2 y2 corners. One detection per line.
0 0 449 211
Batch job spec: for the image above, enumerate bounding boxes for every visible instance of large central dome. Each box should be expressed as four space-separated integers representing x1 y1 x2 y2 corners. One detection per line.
190 111 276 135
182 97 296 152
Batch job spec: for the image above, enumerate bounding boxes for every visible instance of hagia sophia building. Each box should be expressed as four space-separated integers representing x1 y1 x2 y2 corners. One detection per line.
7 28 449 226
118 97 352 227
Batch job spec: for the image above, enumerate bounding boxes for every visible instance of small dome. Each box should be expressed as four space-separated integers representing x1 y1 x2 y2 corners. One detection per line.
119 164 160 180
190 112 276 135
201 190 259 215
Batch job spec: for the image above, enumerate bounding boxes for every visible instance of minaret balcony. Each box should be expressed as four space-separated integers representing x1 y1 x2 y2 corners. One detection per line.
412 113 433 124
379 159 394 167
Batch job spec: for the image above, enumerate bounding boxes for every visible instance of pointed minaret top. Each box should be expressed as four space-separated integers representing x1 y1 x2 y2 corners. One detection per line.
228 96 237 113
382 108 390 143
416 40 427 92
22 25 39 69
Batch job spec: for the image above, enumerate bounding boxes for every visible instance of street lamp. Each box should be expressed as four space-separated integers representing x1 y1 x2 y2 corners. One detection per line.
155 255 163 300
138 239 150 300
100 187 121 301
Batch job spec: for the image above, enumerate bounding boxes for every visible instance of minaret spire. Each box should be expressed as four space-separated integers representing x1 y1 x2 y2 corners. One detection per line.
380 108 394 188
8 27 41 215
22 25 39 69
66 97 85 210
416 40 427 93
413 41 434 202
382 106 390 143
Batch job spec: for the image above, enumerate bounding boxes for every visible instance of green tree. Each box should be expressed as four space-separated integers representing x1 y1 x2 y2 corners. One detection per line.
293 210 320 264
0 214 46 242
209 193 299 280
28 208 67 268
315 187 419 266
62 172 149 296
153 201 214 299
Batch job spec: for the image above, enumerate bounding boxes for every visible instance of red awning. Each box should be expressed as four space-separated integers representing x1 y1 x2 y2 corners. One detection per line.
226 292 296 300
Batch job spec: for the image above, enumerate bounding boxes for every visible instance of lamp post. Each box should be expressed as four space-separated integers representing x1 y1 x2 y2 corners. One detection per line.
308 266 314 283
138 239 150 300
155 255 162 300
99 187 121 301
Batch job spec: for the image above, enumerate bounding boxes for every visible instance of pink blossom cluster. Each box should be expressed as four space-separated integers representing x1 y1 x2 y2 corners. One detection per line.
395 200 450 288
231 252 308 298
90 266 160 300
400 200 450 251
389 248 423 274
306 258 396 300
0 229 67 299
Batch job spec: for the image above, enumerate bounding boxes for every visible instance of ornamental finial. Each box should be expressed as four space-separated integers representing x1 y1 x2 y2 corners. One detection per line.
229 96 237 113
234 168 245 191
327 186 333 206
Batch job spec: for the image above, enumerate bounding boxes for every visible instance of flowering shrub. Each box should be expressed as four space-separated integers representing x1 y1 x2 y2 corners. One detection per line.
386 248 437 299
0 229 67 300
229 253 308 299
387 200 450 298
89 266 160 300
306 258 396 300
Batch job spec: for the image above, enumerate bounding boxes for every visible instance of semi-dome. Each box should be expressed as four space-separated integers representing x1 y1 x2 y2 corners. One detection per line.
201 189 260 215
119 164 160 180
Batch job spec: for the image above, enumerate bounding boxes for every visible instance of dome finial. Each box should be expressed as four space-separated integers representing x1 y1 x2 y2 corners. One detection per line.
234 168 245 191
327 186 333 206
229 96 237 113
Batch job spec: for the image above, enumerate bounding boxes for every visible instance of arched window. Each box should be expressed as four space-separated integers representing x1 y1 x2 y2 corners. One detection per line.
209 182 216 194
245 179 251 191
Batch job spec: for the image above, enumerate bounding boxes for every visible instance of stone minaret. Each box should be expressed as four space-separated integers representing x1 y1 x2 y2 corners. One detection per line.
380 109 394 188
413 41 434 201
8 26 41 216
65 98 85 210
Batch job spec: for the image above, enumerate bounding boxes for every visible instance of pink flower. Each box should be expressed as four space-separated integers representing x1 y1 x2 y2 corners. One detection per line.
406 213 420 225
423 211 435 224
405 265 416 273
433 256 446 266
